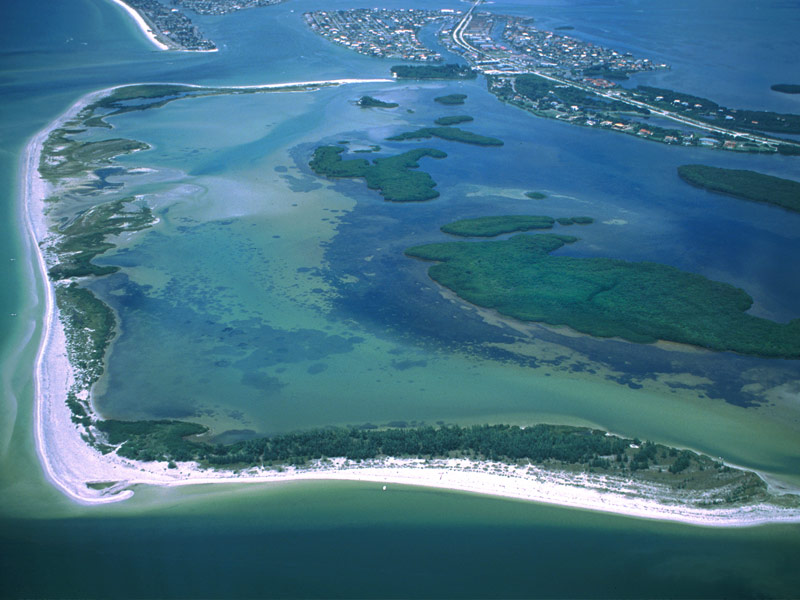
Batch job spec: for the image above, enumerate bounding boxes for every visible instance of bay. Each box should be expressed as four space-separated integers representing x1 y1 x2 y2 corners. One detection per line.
1 0 799 597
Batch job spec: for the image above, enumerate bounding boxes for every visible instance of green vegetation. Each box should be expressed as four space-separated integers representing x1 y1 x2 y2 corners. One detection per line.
391 64 476 80
97 420 208 462
677 165 800 213
434 94 467 105
85 84 206 128
309 145 447 202
94 420 767 502
434 115 474 126
357 96 399 108
556 216 594 225
771 84 800 94
100 83 198 104
353 145 381 153
48 199 155 280
387 126 503 146
405 230 800 357
40 133 149 182
517 74 649 114
55 283 116 389
635 85 800 134
85 83 323 128
441 216 555 237
525 191 547 199
206 424 634 466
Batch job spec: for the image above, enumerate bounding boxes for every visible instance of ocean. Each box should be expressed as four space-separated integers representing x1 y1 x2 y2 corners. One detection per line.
1 0 799 597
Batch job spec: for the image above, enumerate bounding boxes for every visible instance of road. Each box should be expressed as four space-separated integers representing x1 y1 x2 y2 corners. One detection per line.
452 2 799 149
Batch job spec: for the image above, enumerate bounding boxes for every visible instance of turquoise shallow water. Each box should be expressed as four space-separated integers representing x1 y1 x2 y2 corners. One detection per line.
1 0 800 597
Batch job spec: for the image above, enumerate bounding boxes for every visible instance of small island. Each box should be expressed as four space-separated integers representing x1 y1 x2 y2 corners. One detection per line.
405 226 800 358
357 95 399 108
391 64 476 80
434 94 468 105
441 215 556 237
434 115 474 126
525 191 547 199
309 145 447 202
771 84 800 95
386 126 503 146
556 216 593 225
677 164 800 213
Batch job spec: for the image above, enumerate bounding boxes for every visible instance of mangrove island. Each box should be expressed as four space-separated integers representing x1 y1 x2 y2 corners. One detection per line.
678 164 800 213
405 226 800 358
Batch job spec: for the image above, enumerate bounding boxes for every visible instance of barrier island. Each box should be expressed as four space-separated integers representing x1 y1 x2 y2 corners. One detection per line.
405 228 800 358
678 165 800 213
387 126 503 146
26 83 800 522
98 420 770 505
309 145 447 202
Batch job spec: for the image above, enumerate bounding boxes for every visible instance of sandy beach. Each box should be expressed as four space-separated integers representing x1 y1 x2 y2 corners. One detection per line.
21 84 800 525
109 0 170 51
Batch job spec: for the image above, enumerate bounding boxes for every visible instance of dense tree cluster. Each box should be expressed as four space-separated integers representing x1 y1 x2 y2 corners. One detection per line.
309 145 446 202
406 229 800 358
201 424 631 466
678 164 800 214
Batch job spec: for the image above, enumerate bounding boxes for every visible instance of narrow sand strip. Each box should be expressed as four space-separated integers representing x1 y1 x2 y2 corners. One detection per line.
21 85 800 525
109 0 170 51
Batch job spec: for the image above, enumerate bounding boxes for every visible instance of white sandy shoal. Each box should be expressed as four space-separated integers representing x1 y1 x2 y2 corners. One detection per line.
108 0 170 51
22 87 800 524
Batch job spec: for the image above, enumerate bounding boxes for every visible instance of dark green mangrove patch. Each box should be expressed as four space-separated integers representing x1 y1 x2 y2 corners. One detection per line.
309 145 447 202
525 191 547 200
357 95 399 108
556 216 594 225
434 93 468 105
405 230 800 358
387 126 503 146
771 84 800 95
678 165 800 213
434 115 474 126
442 215 556 237
391 64 476 80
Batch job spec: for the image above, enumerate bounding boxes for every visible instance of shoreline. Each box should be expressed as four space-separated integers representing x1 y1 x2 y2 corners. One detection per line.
108 0 170 51
21 85 800 526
